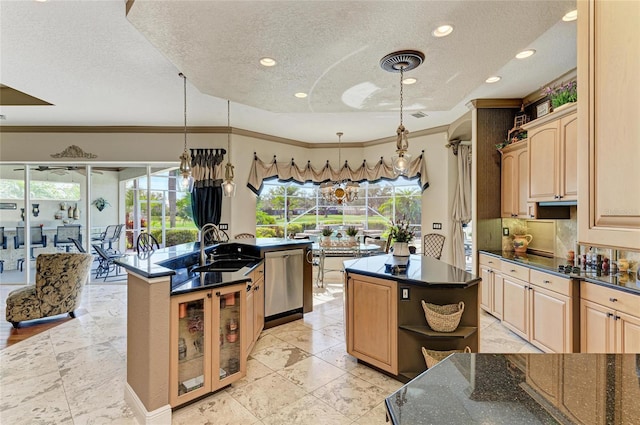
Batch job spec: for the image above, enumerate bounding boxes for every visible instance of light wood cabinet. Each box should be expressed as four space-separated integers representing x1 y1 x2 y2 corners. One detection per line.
580 281 640 353
577 0 640 250
169 283 246 407
245 263 265 357
525 108 577 203
500 140 528 218
502 266 578 353
479 254 503 319
346 274 398 374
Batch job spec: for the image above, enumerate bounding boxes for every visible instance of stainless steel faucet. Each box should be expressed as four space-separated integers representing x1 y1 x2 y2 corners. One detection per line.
200 223 228 265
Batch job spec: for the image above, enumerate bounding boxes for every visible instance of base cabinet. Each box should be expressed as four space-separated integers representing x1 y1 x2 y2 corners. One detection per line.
245 263 265 356
580 281 640 353
346 271 479 381
170 283 246 407
479 254 503 319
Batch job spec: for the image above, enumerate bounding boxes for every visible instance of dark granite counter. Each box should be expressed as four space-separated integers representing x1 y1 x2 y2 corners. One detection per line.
480 250 640 295
344 254 480 288
386 353 640 424
115 237 311 294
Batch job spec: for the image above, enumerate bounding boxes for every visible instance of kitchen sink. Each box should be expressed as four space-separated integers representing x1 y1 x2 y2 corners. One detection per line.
190 259 256 273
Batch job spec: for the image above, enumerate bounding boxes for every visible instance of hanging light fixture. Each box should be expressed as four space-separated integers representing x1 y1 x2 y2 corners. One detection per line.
380 50 424 176
320 132 359 205
178 73 193 191
222 100 236 197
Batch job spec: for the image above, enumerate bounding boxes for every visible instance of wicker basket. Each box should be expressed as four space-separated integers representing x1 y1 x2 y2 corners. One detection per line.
421 300 464 332
422 346 471 369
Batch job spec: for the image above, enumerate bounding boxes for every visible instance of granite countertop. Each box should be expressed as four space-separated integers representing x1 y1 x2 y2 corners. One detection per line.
344 254 480 288
480 250 640 295
115 238 311 293
386 353 640 425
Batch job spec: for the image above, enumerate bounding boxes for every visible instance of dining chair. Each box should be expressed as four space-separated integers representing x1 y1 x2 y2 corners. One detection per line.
92 244 126 281
423 233 446 260
54 224 82 252
93 224 125 252
136 232 160 253
15 226 48 271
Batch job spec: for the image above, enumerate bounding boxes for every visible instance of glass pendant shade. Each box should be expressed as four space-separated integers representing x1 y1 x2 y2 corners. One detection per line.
392 152 412 176
222 179 236 197
181 174 194 192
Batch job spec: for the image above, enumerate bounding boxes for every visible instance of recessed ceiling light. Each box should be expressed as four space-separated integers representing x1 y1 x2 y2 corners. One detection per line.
259 57 276 67
485 76 501 83
515 49 536 59
294 92 307 98
562 10 577 22
402 77 417 85
432 25 453 38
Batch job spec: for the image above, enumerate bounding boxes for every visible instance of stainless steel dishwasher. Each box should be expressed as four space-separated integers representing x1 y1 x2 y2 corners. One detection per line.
264 249 304 319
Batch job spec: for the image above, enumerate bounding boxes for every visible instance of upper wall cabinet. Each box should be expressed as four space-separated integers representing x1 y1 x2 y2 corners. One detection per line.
577 0 640 251
523 107 577 203
500 140 528 218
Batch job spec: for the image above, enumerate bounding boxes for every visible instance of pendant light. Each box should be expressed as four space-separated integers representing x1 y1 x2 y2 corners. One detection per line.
380 50 424 176
178 73 193 192
222 100 236 197
319 132 359 204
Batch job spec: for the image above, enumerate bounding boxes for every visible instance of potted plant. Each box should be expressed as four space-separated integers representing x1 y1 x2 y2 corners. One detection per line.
321 227 333 245
389 219 416 257
542 80 577 111
511 222 533 253
92 197 110 212
346 226 358 243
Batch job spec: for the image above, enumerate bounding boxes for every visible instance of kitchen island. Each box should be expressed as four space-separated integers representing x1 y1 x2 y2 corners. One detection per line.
116 237 312 424
385 353 640 424
344 254 480 382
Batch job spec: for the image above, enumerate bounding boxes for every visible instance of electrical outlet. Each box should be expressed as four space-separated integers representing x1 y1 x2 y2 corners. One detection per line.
432 223 442 230
401 287 410 300
503 227 510 236
218 223 229 230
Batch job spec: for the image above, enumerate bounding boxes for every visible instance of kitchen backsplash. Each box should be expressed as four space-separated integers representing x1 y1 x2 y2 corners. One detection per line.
501 206 639 273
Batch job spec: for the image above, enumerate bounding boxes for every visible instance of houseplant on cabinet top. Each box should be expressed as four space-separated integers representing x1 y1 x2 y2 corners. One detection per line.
542 80 577 111
389 219 416 257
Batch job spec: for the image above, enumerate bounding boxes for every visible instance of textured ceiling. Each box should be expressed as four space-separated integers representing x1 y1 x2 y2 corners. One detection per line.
0 0 577 143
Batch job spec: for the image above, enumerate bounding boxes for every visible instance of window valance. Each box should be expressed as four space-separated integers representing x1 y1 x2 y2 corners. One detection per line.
247 151 429 195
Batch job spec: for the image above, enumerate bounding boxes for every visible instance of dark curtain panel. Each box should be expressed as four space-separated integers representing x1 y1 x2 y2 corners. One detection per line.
189 148 226 229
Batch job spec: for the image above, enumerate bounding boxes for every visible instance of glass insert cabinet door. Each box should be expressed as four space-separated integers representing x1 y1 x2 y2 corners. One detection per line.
216 285 245 387
170 291 212 406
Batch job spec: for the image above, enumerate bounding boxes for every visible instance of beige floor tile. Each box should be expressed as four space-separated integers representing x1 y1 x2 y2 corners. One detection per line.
480 321 529 353
312 373 390 420
250 340 311 371
277 356 346 392
172 390 260 425
348 363 403 394
279 329 343 355
232 358 275 389
261 394 352 425
227 372 308 420
317 323 345 341
315 343 359 372
352 401 389 425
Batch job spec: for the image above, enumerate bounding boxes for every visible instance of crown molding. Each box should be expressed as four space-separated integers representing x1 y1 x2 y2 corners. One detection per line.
466 99 522 109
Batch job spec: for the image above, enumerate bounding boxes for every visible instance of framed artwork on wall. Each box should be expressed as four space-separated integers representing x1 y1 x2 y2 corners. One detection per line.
536 101 551 118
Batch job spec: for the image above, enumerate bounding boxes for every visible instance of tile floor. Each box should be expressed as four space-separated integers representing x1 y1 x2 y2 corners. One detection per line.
0 269 540 425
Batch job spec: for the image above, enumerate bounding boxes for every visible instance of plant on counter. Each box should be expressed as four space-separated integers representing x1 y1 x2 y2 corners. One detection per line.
91 197 110 212
389 218 416 243
542 80 577 109
511 222 528 236
346 226 358 237
321 227 334 237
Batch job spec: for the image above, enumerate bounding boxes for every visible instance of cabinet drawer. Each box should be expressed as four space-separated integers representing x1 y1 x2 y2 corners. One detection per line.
252 263 265 282
479 254 501 268
501 262 530 281
581 282 640 317
530 270 572 297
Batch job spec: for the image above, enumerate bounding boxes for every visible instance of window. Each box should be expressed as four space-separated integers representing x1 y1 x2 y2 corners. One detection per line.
0 179 80 200
256 178 422 244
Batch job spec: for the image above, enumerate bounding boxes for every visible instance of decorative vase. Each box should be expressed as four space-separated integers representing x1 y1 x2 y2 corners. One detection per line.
68 205 74 218
513 234 533 253
393 241 410 257
73 204 79 220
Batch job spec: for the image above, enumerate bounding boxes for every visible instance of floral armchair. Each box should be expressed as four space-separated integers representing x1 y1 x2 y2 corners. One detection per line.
5 253 93 328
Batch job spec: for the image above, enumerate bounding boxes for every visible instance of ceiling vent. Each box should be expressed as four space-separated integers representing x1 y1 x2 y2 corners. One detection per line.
411 111 427 118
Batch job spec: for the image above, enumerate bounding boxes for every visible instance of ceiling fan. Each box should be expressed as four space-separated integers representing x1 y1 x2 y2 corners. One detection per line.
13 165 103 175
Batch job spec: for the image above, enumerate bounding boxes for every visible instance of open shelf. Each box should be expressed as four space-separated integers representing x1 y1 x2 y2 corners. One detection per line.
399 324 477 339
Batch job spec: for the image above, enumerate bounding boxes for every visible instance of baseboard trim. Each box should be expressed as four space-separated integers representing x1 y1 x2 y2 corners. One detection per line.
125 383 172 425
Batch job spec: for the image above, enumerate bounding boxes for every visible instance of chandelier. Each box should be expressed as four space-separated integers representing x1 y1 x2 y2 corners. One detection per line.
380 50 424 176
320 132 359 204
178 72 193 191
222 100 236 197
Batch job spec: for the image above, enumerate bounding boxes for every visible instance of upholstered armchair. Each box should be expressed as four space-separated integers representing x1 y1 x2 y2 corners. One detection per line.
5 253 93 328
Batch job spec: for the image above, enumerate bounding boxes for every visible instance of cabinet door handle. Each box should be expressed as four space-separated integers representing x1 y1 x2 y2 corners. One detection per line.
254 285 259 291
554 195 559 199
215 291 221 297
615 315 620 321
207 292 212 298
558 195 563 199
247 284 252 292
510 269 517 273
606 312 613 318
609 297 618 302
543 280 551 284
